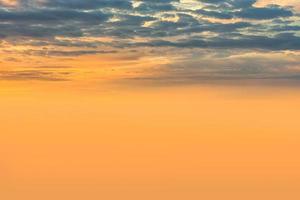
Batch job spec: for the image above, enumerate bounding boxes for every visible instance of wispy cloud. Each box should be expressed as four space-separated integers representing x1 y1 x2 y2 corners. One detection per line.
0 70 71 81
118 50 300 86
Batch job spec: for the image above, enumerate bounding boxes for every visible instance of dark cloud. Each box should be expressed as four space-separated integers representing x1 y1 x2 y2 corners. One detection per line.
0 9 109 23
135 1 177 13
234 6 293 19
44 0 133 10
197 0 293 19
198 0 257 8
127 32 300 51
0 0 298 51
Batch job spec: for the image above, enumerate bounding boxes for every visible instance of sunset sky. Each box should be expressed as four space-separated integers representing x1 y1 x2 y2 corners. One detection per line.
1 1 300 200
0 0 299 83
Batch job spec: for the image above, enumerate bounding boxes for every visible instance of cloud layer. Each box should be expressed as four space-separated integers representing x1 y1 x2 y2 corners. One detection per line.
0 0 299 84
0 0 299 51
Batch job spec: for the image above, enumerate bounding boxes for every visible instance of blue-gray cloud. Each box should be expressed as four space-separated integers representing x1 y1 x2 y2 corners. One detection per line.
0 0 299 51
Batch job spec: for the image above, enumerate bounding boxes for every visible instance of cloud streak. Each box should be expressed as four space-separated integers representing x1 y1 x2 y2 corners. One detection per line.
0 70 71 81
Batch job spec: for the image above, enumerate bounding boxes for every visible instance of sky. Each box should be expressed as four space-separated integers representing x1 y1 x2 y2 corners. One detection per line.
0 0 299 83
1 1 300 200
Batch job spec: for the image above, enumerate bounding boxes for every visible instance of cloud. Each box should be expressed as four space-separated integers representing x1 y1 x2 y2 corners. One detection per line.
135 1 178 13
119 50 300 86
197 0 294 19
23 49 118 57
0 9 109 23
44 0 133 10
0 0 298 55
0 70 71 81
234 5 293 19
129 32 300 51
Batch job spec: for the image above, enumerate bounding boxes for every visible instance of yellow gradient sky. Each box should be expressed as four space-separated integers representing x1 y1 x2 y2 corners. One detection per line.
1 82 300 200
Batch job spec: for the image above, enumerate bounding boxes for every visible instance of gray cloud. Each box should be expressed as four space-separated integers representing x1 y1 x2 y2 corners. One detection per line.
0 70 71 81
119 50 300 86
23 49 118 57
45 0 133 10
127 32 300 51
0 0 298 51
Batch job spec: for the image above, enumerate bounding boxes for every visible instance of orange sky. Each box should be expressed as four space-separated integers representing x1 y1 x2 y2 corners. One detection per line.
257 0 300 10
1 82 300 200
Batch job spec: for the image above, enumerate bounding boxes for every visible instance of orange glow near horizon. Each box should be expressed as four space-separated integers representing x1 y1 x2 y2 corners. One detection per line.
1 82 300 200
